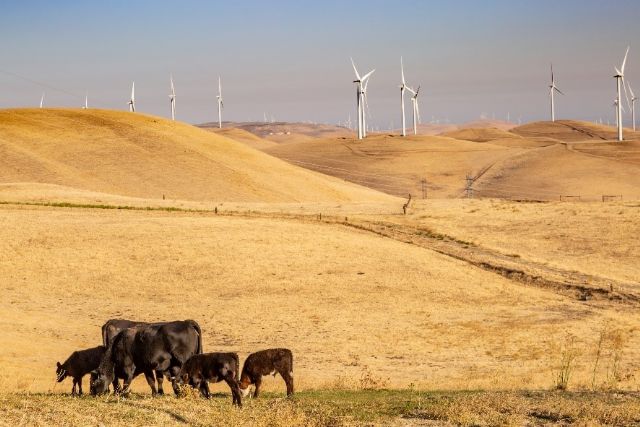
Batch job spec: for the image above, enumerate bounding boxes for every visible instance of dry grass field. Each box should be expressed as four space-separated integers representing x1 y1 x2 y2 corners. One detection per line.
1 109 639 425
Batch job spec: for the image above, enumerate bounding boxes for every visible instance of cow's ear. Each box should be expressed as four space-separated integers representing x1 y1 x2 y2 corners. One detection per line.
56 362 61 368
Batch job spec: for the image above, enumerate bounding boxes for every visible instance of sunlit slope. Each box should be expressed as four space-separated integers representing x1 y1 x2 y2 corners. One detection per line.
265 133 522 198
0 109 392 203
511 120 640 142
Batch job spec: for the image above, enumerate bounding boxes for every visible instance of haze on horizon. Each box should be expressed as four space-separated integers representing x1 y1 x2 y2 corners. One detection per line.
2 0 640 127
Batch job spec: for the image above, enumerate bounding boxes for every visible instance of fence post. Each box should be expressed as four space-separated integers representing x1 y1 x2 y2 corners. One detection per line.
465 174 474 198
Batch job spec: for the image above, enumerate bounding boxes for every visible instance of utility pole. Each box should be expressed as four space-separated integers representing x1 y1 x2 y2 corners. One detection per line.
465 174 474 198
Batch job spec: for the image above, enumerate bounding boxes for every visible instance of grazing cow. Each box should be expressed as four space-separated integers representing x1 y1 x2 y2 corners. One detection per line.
56 345 105 395
177 353 242 406
239 348 293 398
91 320 202 396
100 319 202 394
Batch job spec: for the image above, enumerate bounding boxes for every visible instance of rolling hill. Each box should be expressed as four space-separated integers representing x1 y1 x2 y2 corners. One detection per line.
257 120 640 201
0 109 393 203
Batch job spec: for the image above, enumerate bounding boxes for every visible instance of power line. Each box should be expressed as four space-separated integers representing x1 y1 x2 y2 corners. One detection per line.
0 68 85 100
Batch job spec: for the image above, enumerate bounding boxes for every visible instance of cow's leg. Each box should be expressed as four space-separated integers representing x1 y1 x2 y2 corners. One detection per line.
253 376 262 399
224 375 242 407
169 366 182 396
199 380 210 399
112 378 121 394
281 370 294 396
121 370 135 396
77 377 83 395
144 370 158 396
71 379 77 396
155 370 165 395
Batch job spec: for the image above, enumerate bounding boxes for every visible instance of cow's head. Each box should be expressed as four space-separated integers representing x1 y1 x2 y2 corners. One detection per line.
90 368 113 395
238 374 252 398
55 362 67 382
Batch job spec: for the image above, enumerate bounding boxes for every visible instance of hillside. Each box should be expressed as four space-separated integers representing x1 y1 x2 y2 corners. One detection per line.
0 109 392 203
441 127 522 143
198 121 352 143
264 133 521 198
511 120 640 142
261 125 640 200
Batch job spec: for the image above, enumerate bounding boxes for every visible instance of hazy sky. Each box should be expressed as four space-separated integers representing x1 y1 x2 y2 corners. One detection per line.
2 0 640 126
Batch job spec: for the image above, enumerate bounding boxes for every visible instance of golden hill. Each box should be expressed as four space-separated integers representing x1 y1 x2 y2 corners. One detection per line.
200 127 278 150
0 109 392 203
264 133 520 198
259 127 640 201
511 120 640 142
441 127 522 143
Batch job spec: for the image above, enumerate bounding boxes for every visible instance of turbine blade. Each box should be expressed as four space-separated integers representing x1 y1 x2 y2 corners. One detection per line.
551 63 554 84
555 87 565 95
218 76 222 95
401 56 405 85
350 57 361 80
629 81 636 100
406 86 416 95
621 46 630 75
363 92 371 120
361 69 375 82
622 77 632 111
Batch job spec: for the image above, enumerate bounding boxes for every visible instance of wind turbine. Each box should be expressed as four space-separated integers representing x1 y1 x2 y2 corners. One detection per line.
400 57 409 136
128 81 136 112
169 74 176 120
83 91 88 109
628 82 637 131
217 76 223 129
351 58 375 140
406 86 421 135
39 92 44 108
549 64 564 122
613 46 630 141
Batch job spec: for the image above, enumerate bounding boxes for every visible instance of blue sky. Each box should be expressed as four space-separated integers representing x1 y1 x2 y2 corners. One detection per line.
2 0 640 125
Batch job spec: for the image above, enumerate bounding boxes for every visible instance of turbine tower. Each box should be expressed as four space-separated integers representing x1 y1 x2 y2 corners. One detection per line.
128 81 136 112
351 58 375 140
400 57 409 136
613 46 630 141
549 64 564 122
629 82 637 131
169 74 176 120
613 99 625 129
40 92 44 109
217 76 223 129
84 91 88 109
406 86 421 135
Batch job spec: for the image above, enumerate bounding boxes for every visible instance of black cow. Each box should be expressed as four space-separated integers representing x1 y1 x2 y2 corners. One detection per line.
100 318 202 394
177 353 242 406
239 348 293 398
91 320 202 396
56 345 105 395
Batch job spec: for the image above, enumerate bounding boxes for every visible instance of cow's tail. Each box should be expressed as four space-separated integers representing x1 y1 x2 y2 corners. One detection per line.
186 320 203 354
101 321 110 347
234 353 241 381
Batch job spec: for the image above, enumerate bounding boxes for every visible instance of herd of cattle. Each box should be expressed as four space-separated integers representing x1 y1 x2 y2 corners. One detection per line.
55 319 294 406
